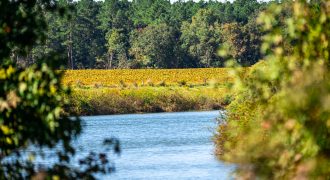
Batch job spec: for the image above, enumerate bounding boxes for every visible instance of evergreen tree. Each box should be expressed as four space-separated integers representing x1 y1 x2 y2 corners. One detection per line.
73 0 105 68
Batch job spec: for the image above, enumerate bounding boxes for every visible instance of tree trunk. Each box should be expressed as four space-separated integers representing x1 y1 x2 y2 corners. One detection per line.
70 37 73 70
110 53 113 69
67 22 74 70
67 46 70 69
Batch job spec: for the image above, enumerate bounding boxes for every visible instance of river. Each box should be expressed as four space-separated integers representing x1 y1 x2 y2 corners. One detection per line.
78 110 233 179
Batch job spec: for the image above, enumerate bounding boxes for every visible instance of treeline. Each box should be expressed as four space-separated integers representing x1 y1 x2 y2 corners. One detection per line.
21 0 271 69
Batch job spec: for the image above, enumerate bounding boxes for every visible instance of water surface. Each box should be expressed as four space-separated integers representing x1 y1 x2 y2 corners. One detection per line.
79 111 233 179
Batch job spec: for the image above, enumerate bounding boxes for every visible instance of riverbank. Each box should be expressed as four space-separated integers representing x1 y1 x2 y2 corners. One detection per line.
65 85 231 116
62 68 234 116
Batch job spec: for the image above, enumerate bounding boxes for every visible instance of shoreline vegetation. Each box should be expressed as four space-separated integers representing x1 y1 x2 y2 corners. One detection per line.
63 68 235 116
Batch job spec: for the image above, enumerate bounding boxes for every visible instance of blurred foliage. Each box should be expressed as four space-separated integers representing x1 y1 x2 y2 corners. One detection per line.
0 63 79 155
0 0 50 59
215 0 330 179
0 0 119 179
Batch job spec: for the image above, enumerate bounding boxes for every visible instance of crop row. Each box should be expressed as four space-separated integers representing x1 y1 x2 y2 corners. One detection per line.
62 68 233 87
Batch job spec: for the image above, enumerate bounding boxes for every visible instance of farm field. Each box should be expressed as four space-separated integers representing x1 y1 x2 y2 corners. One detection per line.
62 68 233 87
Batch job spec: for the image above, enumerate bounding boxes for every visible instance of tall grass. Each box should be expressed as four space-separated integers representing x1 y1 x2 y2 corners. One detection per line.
65 86 230 115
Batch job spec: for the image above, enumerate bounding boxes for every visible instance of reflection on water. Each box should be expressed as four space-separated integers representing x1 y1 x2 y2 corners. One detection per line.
79 111 234 179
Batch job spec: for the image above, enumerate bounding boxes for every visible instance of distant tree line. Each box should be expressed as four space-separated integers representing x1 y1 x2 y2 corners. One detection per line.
19 0 273 69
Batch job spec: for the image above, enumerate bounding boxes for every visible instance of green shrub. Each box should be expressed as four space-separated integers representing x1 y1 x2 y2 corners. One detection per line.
215 1 330 179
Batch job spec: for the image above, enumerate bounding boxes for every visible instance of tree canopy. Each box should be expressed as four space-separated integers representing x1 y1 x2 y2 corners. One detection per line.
25 0 268 69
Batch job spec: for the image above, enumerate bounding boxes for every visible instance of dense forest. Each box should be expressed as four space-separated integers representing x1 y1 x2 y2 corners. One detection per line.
16 0 271 69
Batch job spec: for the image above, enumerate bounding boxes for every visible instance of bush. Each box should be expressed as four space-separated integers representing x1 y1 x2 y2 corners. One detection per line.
215 1 330 179
0 0 119 178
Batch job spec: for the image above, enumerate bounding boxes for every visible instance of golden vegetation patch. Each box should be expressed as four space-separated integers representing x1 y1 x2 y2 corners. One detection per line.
62 68 233 87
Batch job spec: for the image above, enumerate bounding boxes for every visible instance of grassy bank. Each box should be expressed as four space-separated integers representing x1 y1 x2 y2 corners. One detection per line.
63 68 233 115
66 85 231 115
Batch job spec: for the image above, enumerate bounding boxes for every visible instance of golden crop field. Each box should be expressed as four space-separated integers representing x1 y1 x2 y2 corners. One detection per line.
62 68 233 87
